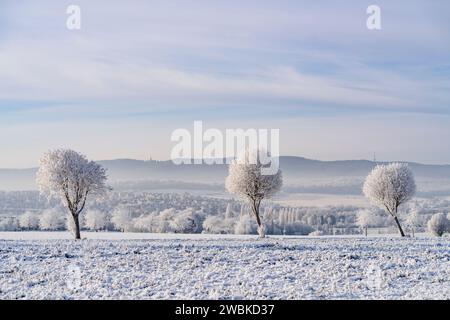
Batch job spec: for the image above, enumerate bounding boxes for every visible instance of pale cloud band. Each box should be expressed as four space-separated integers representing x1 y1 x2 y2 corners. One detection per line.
0 0 449 167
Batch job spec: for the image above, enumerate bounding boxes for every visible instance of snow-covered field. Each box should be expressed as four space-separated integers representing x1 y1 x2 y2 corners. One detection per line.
0 232 449 300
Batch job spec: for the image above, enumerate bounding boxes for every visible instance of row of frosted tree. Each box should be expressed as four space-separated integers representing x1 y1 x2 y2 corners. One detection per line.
0 204 346 235
2 201 447 237
1 148 449 239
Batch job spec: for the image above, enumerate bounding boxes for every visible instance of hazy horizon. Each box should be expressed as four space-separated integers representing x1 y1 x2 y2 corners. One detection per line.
2 153 450 170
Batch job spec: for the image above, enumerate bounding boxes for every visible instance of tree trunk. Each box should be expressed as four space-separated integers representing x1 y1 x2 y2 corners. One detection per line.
251 200 265 238
393 216 405 237
365 226 368 237
73 214 81 240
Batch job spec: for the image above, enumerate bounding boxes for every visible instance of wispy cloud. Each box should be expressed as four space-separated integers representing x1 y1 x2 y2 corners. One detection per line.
0 0 449 166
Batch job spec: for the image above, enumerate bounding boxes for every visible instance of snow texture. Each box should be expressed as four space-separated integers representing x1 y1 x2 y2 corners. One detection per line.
0 233 449 300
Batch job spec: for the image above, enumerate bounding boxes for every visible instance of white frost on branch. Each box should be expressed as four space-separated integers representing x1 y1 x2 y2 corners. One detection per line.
85 209 109 231
39 208 64 231
363 163 416 237
405 205 422 237
427 213 449 237
18 211 40 230
36 149 110 239
225 149 283 238
111 206 134 232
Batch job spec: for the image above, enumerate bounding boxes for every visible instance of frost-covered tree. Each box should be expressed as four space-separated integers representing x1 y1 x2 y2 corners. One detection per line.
36 149 110 239
427 213 448 237
111 206 134 232
133 213 157 233
282 221 314 236
19 211 40 230
264 206 276 234
239 204 246 217
225 150 283 238
170 208 205 233
39 208 64 230
225 203 234 219
66 214 78 235
0 217 19 231
356 209 374 237
279 209 288 235
405 206 421 237
363 163 416 237
85 210 109 231
203 215 235 234
234 213 258 235
154 208 177 233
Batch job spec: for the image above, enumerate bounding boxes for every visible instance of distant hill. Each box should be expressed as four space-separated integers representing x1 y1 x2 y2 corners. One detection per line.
1 156 450 192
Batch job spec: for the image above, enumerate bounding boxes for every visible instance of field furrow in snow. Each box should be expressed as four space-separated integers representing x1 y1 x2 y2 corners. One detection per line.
0 235 449 299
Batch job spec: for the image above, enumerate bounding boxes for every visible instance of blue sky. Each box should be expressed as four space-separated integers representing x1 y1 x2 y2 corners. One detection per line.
0 0 450 167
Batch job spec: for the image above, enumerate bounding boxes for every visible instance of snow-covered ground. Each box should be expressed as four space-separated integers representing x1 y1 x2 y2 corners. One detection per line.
0 232 449 300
